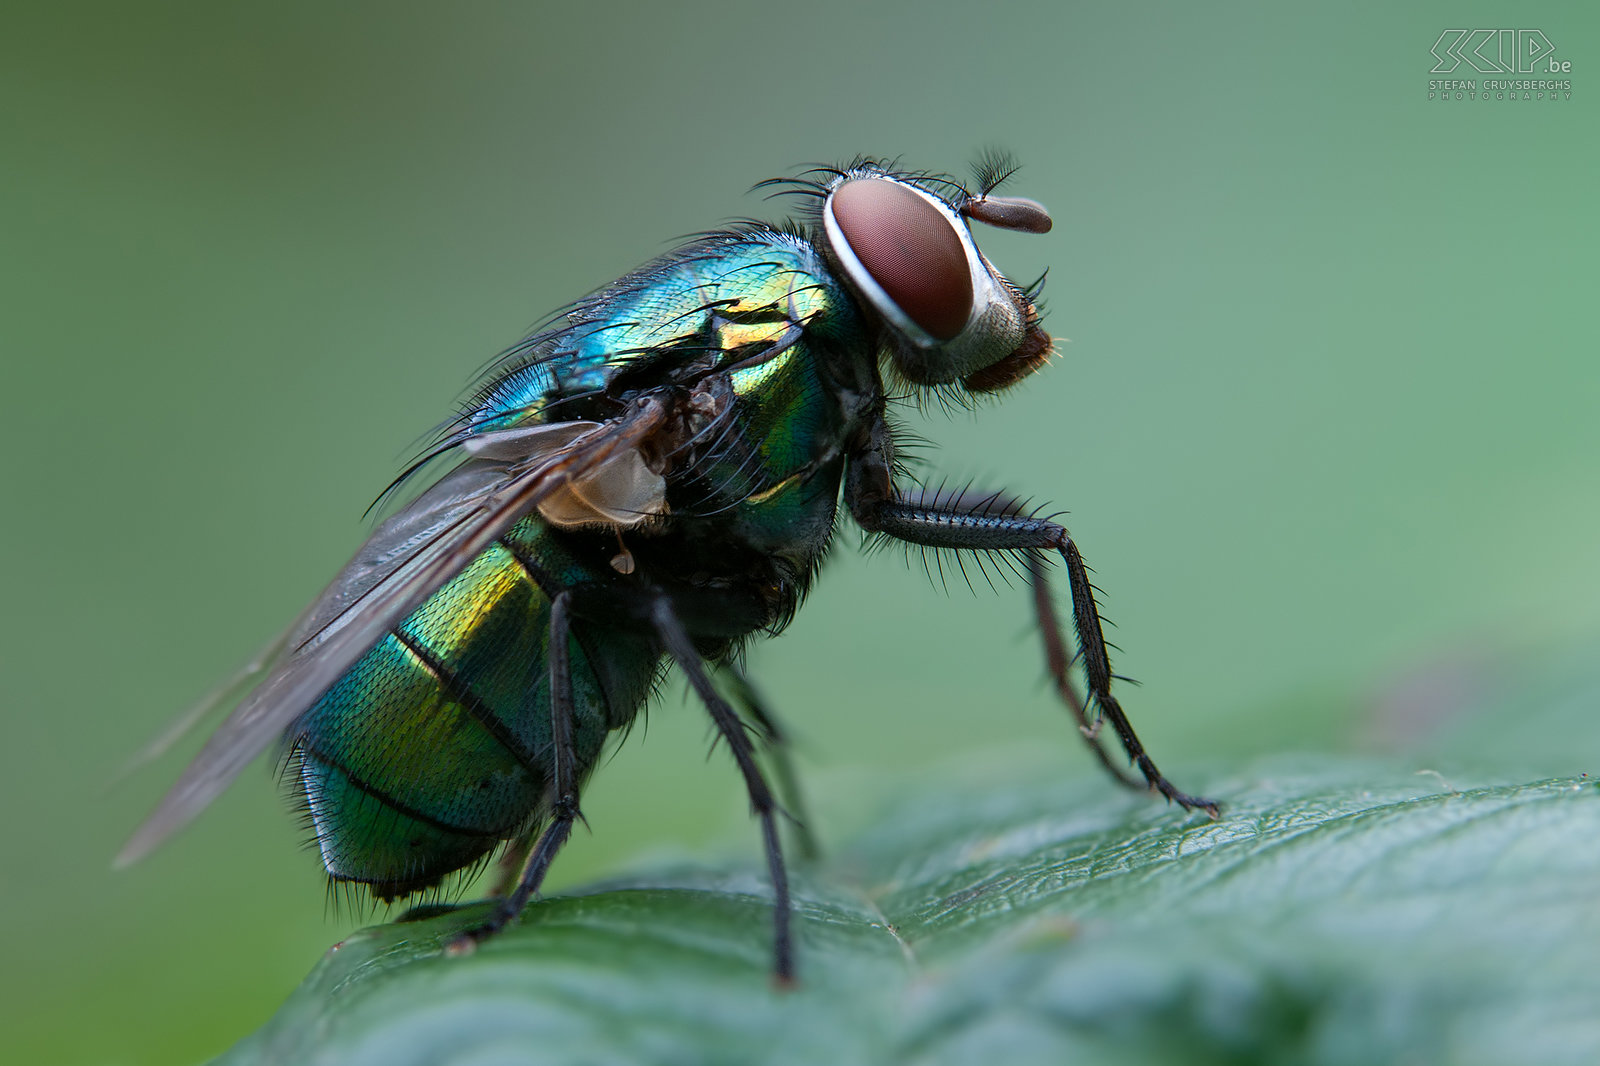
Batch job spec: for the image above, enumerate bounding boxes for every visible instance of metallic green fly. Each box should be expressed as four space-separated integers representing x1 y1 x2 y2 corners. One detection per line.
119 156 1218 981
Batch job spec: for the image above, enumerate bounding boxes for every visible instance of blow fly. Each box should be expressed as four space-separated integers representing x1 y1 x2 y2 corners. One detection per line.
119 156 1217 980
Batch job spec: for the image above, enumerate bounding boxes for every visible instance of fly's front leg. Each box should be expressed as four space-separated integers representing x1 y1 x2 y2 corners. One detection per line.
449 590 585 951
654 600 796 983
846 423 1218 815
1025 547 1147 792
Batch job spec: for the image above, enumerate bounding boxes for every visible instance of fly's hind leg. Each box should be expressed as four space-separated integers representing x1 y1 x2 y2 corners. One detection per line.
655 599 796 983
448 590 585 951
488 827 539 899
846 417 1218 814
716 666 820 862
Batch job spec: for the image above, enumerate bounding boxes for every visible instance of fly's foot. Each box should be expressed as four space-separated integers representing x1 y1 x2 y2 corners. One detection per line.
443 902 518 956
1151 775 1222 818
1130 748 1221 817
442 934 478 958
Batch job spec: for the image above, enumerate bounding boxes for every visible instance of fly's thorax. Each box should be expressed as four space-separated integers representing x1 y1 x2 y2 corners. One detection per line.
820 169 1055 395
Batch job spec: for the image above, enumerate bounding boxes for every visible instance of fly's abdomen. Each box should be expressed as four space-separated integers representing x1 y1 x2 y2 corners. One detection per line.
291 519 655 899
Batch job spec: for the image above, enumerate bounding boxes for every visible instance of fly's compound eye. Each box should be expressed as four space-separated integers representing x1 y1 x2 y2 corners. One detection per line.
826 178 973 342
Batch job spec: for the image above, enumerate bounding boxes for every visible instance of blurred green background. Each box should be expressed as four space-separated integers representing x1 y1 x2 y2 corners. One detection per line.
2 2 1595 1063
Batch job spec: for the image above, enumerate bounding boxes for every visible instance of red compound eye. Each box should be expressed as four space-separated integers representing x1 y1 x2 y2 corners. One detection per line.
829 179 973 341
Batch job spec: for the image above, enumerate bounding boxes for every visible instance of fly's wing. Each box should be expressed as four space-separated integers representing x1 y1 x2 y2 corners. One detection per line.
115 398 669 868
109 447 554 792
107 626 294 791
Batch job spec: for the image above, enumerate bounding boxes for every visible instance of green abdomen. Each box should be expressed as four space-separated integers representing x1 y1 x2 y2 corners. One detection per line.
291 517 658 899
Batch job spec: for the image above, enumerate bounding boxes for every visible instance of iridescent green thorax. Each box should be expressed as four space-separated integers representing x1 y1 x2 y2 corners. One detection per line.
468 232 853 435
462 227 873 606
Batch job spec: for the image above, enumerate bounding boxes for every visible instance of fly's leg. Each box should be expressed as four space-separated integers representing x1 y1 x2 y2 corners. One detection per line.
1025 547 1148 792
716 667 820 862
655 599 796 983
846 417 1217 814
488 828 538 899
864 492 1216 812
449 590 584 950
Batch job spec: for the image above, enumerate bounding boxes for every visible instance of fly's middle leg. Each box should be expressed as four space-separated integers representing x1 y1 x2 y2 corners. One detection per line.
716 665 820 862
654 599 796 984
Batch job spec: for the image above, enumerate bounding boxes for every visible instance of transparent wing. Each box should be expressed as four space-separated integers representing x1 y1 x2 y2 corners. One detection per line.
115 398 669 867
107 626 294 793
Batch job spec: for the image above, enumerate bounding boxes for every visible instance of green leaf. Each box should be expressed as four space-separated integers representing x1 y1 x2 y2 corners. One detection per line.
220 760 1600 1066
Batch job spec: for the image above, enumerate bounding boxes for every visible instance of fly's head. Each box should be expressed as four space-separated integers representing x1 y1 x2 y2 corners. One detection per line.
813 158 1055 396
